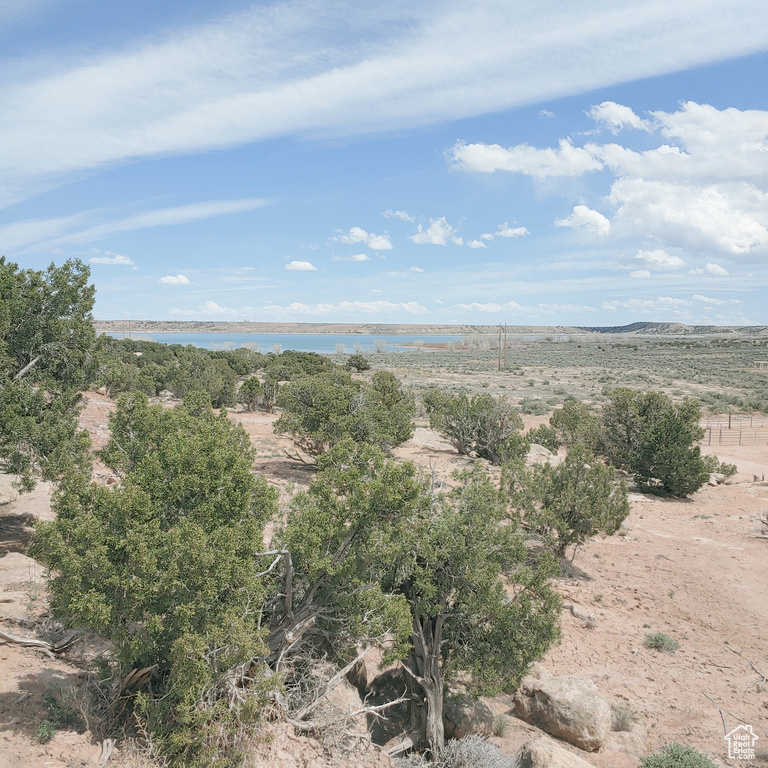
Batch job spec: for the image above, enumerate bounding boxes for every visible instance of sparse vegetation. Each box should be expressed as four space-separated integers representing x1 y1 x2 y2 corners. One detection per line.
12 298 768 766
610 699 639 731
644 631 680 653
396 734 518 768
640 742 717 768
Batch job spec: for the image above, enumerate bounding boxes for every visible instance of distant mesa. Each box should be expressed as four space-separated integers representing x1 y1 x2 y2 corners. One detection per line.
93 320 768 337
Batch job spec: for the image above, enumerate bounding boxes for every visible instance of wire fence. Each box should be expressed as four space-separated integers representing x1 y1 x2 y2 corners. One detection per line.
705 415 768 429
703 427 768 446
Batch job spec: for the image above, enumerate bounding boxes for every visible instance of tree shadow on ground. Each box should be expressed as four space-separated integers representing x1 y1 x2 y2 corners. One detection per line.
0 511 36 556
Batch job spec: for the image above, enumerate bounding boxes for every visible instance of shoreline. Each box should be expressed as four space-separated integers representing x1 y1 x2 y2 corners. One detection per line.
94 321 580 336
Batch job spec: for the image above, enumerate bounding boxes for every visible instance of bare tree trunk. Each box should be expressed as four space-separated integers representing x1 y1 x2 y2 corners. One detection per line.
405 611 446 760
421 673 444 759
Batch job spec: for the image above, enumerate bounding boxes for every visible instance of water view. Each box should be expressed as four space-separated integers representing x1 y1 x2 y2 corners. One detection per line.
108 331 462 354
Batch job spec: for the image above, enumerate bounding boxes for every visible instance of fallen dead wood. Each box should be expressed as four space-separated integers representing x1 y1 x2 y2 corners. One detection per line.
0 628 79 657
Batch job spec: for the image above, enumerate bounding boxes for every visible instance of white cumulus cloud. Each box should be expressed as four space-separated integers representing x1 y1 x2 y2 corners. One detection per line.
331 226 392 250
610 178 768 256
630 270 651 279
410 217 462 246
692 294 741 305
554 205 611 237
467 239 487 249
497 223 529 238
635 249 685 271
171 301 244 317
285 260 317 271
449 139 602 179
690 262 730 275
587 101 651 133
158 274 190 285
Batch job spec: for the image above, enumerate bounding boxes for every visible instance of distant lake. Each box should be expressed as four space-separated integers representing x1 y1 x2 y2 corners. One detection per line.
108 332 462 354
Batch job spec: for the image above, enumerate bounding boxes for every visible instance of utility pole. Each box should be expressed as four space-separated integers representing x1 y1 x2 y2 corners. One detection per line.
503 324 508 370
497 324 502 371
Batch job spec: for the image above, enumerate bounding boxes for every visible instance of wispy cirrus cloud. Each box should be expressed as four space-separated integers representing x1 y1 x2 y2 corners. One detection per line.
90 251 134 265
260 300 428 318
2 0 767 205
0 197 267 253
332 253 370 262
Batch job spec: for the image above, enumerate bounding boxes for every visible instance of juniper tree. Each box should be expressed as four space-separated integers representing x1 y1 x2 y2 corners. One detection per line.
33 392 278 765
0 257 96 490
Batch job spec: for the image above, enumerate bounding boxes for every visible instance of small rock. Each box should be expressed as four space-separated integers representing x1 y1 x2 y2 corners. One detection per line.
517 736 598 768
606 730 646 760
513 665 611 751
443 692 494 739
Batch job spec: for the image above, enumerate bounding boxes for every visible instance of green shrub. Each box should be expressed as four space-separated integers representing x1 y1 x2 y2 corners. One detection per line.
702 454 737 477
237 376 262 411
644 631 680 653
518 397 549 415
422 386 453 415
503 444 629 560
550 397 602 451
275 370 415 456
640 742 717 768
602 389 708 497
430 393 524 465
346 352 371 371
37 720 57 744
526 424 560 452
0 257 96 491
176 350 239 408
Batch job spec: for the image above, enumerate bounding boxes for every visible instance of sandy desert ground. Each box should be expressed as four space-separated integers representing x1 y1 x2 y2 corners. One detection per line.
2 368 768 767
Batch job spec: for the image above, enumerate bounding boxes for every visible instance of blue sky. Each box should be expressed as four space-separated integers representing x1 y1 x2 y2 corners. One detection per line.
2 0 768 326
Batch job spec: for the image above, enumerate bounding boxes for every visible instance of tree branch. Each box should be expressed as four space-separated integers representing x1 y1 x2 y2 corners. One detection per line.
13 355 42 381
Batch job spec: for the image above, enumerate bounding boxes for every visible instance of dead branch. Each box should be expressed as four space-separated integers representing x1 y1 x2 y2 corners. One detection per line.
283 449 316 466
386 734 416 757
98 738 115 766
118 665 159 695
294 648 370 721
287 695 409 734
0 628 79 657
14 355 42 381
704 693 728 735
749 660 768 685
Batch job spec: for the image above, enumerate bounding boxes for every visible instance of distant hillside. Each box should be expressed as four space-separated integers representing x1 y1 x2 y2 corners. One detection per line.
94 320 768 338
578 322 768 336
94 321 582 336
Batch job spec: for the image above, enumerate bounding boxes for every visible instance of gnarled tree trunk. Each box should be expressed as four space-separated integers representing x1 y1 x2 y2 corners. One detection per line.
405 610 446 760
